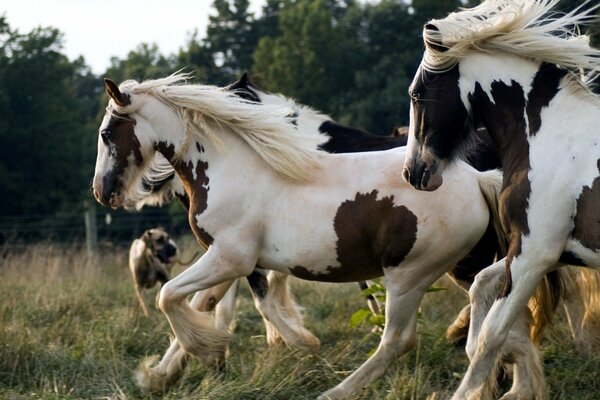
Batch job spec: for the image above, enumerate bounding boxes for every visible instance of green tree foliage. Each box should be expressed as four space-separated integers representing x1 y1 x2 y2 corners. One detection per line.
0 21 100 217
2 0 600 240
104 43 177 83
253 0 354 115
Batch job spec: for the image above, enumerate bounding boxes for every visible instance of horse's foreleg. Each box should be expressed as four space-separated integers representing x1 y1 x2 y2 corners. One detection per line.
248 270 320 352
318 267 431 400
158 246 251 365
454 257 552 400
136 279 237 392
500 306 545 400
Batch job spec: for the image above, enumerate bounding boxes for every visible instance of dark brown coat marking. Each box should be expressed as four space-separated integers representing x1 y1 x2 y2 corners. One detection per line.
156 141 212 246
291 190 418 282
526 64 567 136
572 160 600 252
469 81 531 296
97 113 142 202
318 121 407 153
466 64 564 296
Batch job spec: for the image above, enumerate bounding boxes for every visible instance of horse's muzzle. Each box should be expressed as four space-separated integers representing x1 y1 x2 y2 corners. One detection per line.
93 175 125 208
402 158 443 191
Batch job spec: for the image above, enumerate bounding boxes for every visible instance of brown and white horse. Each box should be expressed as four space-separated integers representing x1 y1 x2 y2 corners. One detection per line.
403 1 600 398
91 74 541 398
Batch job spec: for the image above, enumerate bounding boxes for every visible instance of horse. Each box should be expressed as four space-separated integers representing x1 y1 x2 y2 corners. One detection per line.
91 73 523 398
402 0 600 398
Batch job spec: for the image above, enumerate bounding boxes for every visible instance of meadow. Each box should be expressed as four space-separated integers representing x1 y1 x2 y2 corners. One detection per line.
1 240 600 400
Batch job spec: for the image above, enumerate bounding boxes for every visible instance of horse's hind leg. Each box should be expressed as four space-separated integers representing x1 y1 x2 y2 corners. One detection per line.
446 304 471 346
248 270 320 352
136 280 236 393
215 279 241 332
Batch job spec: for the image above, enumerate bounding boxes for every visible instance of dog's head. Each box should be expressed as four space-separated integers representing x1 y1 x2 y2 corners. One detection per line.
141 227 178 264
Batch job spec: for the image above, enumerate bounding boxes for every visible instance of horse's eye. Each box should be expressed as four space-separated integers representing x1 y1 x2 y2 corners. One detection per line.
101 129 112 143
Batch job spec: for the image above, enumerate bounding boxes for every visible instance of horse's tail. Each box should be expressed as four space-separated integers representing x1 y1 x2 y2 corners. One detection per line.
581 268 600 323
554 267 600 353
476 169 508 256
477 169 563 343
529 270 564 344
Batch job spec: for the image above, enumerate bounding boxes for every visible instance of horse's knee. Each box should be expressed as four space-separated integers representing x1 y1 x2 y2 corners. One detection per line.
158 282 180 312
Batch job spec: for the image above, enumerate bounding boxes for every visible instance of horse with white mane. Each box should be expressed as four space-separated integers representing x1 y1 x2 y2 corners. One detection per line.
92 73 563 398
403 0 600 398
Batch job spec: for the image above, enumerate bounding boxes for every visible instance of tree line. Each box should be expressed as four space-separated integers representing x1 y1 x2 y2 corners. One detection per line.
0 0 598 240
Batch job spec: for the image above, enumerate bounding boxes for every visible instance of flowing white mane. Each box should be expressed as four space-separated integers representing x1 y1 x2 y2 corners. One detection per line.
423 0 600 79
116 73 326 183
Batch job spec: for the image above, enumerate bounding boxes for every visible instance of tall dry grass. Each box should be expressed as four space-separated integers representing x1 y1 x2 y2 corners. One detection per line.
1 240 599 399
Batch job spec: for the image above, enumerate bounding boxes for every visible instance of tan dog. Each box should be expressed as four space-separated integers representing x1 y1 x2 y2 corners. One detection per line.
129 228 178 316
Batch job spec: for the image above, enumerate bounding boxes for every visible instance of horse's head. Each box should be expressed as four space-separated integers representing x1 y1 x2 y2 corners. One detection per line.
92 79 166 208
402 24 470 192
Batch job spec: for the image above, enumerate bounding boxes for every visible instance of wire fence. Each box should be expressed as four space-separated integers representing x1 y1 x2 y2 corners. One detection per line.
0 204 189 250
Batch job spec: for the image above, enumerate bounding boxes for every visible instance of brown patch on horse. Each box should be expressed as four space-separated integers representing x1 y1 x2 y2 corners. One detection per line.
525 63 567 136
469 81 531 297
106 113 143 167
467 64 565 297
572 160 600 252
291 190 418 282
156 141 213 247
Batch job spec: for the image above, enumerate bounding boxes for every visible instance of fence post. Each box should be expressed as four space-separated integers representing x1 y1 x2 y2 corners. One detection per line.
84 200 98 256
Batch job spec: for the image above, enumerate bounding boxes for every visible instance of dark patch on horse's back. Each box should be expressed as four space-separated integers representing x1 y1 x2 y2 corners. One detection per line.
318 121 407 153
291 191 418 282
572 160 600 252
526 63 567 136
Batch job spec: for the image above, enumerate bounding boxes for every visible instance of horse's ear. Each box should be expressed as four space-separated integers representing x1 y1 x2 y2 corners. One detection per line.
240 72 250 86
227 72 251 91
104 78 130 107
423 23 448 53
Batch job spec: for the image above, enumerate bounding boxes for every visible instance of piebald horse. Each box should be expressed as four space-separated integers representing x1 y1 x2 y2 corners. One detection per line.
403 0 600 398
91 74 540 398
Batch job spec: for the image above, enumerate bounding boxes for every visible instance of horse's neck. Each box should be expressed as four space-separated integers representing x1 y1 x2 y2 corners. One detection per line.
157 127 263 207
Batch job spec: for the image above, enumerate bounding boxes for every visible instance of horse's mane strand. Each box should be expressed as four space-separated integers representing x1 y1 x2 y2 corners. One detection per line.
119 73 324 183
423 0 600 80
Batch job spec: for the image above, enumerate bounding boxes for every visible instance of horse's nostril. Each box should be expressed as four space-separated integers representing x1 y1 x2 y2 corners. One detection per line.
402 167 410 183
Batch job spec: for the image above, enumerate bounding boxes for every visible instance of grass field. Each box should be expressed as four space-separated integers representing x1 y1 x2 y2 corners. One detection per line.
1 240 600 400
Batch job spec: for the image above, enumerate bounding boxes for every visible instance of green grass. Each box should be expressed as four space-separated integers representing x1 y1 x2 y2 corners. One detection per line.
1 241 599 399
